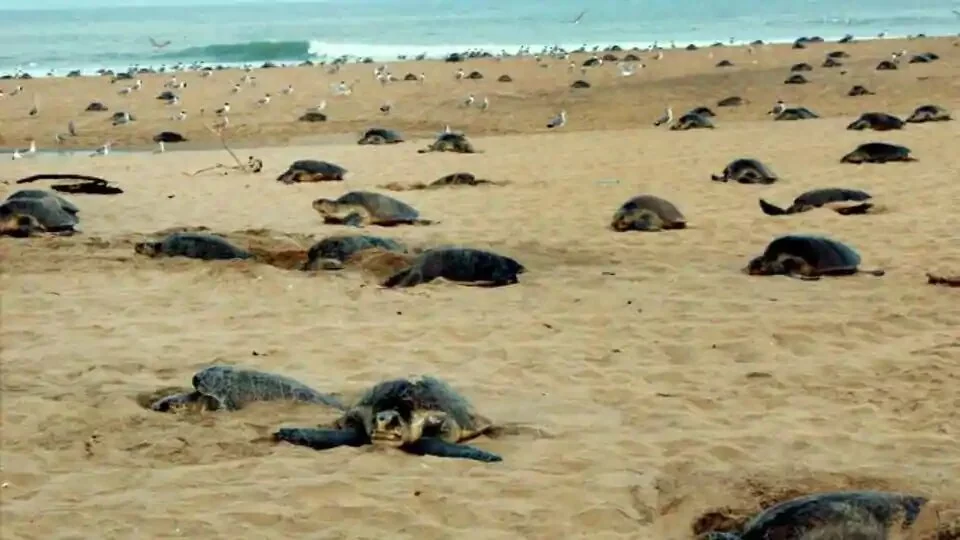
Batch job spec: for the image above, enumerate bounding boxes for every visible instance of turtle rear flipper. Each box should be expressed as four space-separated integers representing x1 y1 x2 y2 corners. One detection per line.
273 427 367 450
403 437 502 463
758 199 788 216
382 268 422 288
710 173 728 182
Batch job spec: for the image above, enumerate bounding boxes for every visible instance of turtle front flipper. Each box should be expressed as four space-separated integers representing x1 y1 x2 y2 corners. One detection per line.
758 199 788 216
273 427 367 450
341 212 366 228
382 268 423 288
403 437 502 463
151 391 205 412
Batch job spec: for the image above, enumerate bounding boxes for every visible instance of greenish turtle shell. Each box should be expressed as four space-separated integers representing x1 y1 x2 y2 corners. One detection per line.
134 232 252 260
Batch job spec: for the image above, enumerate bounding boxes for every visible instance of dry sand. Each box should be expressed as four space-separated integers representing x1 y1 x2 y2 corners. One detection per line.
2 36 959 539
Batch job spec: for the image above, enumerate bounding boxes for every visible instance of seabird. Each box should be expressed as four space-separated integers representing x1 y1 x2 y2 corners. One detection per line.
216 102 230 115
546 110 567 128
11 149 22 160
571 10 586 24
653 106 673 127
174 110 187 120
68 120 77 136
257 93 271 106
231 84 242 94
90 142 112 157
154 141 165 154
462 94 475 107
618 63 637 77
480 96 489 111
149 37 172 49
455 68 465 80
281 84 294 95
379 102 391 114
768 100 785 115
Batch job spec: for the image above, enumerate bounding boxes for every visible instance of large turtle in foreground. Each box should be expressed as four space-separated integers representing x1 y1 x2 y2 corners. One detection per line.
710 159 778 184
148 365 343 412
759 188 875 216
276 160 347 183
611 195 687 231
302 234 407 270
274 376 503 462
905 104 951 123
697 491 930 540
417 132 478 154
670 112 714 130
357 127 404 145
744 234 885 280
382 247 525 288
0 190 80 235
135 232 252 260
312 191 433 227
840 142 914 164
846 112 904 131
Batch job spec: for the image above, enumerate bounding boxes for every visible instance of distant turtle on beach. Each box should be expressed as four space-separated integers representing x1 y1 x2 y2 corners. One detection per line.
696 491 930 540
85 101 108 112
908 52 938 63
357 127 404 145
905 104 951 123
570 80 591 89
687 106 716 117
927 273 960 287
773 107 819 120
312 191 434 227
382 247 525 288
821 57 843 68
302 234 407 271
148 365 343 412
382 172 501 191
153 131 188 143
789 63 813 72
670 112 714 130
840 142 915 164
847 85 874 96
0 190 80 235
876 60 898 70
717 96 745 107
759 188 875 216
417 132 478 154
710 159 778 184
276 159 347 183
784 74 808 84
744 235 885 280
274 375 504 462
846 112 905 131
610 195 687 232
134 232 252 261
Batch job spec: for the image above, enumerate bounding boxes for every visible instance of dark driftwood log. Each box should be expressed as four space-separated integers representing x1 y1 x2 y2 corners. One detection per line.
15 174 123 195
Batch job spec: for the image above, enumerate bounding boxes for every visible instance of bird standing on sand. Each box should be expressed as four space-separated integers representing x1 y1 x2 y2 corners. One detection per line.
653 106 673 127
281 84 294 95
480 96 489 111
462 94 475 107
379 102 391 115
257 94 271 106
155 141 165 154
231 84 242 94
418 73 426 84
216 102 230 115
26 139 36 156
618 63 637 77
455 68 465 80
12 149 23 160
174 110 187 121
546 110 567 128
91 142 112 157
768 100 786 115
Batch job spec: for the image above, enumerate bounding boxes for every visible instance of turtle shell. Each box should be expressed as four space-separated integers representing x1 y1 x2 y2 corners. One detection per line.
793 188 871 207
305 234 406 264
726 159 778 180
613 195 686 227
762 235 862 273
6 190 79 214
335 191 420 222
289 159 347 176
0 197 78 231
359 128 404 144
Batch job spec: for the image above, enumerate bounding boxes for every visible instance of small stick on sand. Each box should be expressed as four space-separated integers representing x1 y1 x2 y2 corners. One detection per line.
184 123 263 176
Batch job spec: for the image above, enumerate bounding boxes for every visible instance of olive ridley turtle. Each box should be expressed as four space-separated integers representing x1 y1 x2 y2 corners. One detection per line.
312 191 434 227
276 160 347 183
134 232 252 260
710 159 778 184
382 247 525 288
611 195 687 231
744 234 885 280
759 188 875 216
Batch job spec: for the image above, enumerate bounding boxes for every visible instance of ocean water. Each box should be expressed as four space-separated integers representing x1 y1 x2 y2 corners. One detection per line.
1 0 957 75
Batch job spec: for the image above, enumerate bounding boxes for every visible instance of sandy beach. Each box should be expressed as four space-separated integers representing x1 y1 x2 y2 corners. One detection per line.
2 35 959 539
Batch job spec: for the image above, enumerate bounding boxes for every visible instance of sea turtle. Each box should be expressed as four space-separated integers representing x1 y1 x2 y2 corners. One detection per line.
610 195 687 231
789 63 813 72
302 234 407 270
846 112 904 131
847 85 874 96
0 193 80 234
821 57 843 68
840 142 914 164
687 106 716 117
149 365 342 412
0 214 44 237
670 112 714 130
697 491 929 540
273 375 503 462
134 232 252 260
784 74 808 84
153 131 188 143
826 50 850 59
905 104 951 123
710 159 778 184
382 247 525 288
717 96 745 107
759 188 874 216
773 107 819 120
927 273 960 287
381 172 499 192
909 52 938 63
312 191 433 227
876 60 898 70
276 160 347 183
357 127 404 145
744 234 885 280
417 132 478 154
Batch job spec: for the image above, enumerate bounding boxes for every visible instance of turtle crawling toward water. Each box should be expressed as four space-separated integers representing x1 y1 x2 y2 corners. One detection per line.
302 234 407 270
697 491 930 540
312 191 434 227
135 232 252 260
611 195 687 231
0 190 80 236
276 159 347 183
148 365 343 412
905 104 951 123
759 188 875 216
417 132 479 154
846 112 904 131
744 234 885 280
382 172 501 191
382 247 525 288
710 159 778 184
840 142 915 164
274 375 503 462
670 112 714 130
358 127 405 145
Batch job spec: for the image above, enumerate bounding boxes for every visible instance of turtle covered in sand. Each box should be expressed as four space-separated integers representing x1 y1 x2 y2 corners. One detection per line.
382 172 500 191
697 491 930 540
846 112 904 131
611 195 687 231
382 247 525 288
840 142 915 164
905 104 951 123
302 234 407 270
417 132 479 154
134 232 252 261
276 160 347 183
710 159 778 184
312 191 434 227
149 365 343 412
274 375 503 462
759 188 875 216
744 234 885 280
0 190 80 235
670 112 714 130
358 127 405 145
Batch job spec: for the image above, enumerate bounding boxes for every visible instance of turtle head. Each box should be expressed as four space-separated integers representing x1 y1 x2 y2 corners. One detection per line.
368 408 448 447
610 209 634 231
134 241 162 257
1 214 44 237
191 365 234 402
311 198 339 215
744 255 780 275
